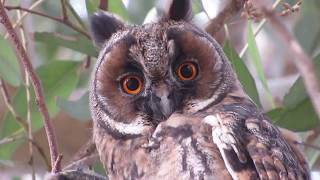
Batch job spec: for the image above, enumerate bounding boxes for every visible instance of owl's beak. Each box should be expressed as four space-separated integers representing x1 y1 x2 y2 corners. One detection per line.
150 83 174 120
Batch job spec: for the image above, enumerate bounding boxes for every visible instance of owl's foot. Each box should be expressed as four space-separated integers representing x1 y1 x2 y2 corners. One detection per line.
203 114 247 163
141 137 161 150
141 124 165 150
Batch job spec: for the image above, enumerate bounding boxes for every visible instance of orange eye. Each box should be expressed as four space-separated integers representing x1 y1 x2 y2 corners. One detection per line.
121 75 143 95
176 62 198 81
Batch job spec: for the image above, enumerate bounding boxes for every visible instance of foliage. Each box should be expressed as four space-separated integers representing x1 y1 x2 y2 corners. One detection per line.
0 0 320 176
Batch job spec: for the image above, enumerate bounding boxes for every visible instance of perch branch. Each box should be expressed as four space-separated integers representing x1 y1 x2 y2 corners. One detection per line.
0 3 61 173
265 10 320 120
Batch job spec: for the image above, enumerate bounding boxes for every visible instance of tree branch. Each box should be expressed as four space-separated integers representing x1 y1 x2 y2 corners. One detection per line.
0 3 61 173
0 79 28 129
5 5 90 38
205 0 247 39
265 10 320 120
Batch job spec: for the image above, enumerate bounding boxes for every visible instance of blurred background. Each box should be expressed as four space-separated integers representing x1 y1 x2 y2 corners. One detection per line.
0 0 320 179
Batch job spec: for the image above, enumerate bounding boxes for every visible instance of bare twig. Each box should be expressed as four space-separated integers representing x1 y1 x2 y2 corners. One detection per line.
4 0 45 39
65 1 87 30
293 141 320 151
0 79 28 130
0 3 61 173
64 153 100 170
63 138 97 170
279 1 302 17
5 5 90 38
99 0 108 11
0 132 25 145
204 0 247 39
27 138 52 171
265 10 320 120
69 138 96 163
60 0 68 21
17 9 35 179
239 0 283 58
52 154 63 173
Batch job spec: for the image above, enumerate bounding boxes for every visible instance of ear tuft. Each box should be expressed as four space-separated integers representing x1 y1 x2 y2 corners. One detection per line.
165 0 192 21
90 11 125 47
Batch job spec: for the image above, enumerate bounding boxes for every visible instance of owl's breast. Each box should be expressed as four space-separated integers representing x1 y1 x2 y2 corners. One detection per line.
148 133 233 180
94 119 233 180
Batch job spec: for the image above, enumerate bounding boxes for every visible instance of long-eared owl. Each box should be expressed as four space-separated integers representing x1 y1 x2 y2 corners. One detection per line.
89 0 310 179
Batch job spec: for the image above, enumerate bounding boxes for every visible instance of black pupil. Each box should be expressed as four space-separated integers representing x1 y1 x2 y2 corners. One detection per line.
126 77 139 91
181 64 194 78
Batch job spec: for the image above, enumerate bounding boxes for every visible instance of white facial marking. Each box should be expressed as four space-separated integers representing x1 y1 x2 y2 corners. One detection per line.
102 113 148 135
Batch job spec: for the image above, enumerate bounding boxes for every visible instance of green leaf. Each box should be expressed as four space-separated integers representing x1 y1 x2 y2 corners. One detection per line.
247 21 275 107
284 55 320 108
0 61 81 159
270 55 320 132
85 0 100 15
0 36 21 86
109 0 129 20
93 161 106 176
223 41 262 107
267 99 319 131
192 0 203 14
34 32 98 57
57 92 91 121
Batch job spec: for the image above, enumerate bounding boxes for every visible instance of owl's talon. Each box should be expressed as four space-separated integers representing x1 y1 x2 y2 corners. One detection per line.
274 158 288 180
142 137 161 150
205 114 248 163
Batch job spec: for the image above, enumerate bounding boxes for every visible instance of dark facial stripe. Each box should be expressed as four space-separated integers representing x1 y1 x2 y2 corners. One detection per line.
181 144 188 171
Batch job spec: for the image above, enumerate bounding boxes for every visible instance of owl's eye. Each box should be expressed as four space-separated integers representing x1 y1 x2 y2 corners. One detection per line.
121 75 143 95
176 62 198 81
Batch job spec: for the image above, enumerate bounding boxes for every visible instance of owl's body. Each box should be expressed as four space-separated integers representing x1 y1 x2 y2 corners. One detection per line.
89 0 310 179
93 113 234 179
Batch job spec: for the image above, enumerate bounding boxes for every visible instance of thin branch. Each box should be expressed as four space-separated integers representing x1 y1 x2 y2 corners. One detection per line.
4 0 45 39
99 0 108 11
65 1 87 30
265 10 320 120
293 141 320 151
17 9 35 180
63 138 97 170
0 3 61 173
53 154 63 173
0 79 28 130
0 78 50 171
204 0 247 39
239 0 283 58
0 132 25 145
64 154 100 170
60 0 68 21
5 5 90 38
28 138 52 171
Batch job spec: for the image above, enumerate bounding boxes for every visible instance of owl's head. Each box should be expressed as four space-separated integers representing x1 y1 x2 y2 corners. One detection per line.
89 0 235 138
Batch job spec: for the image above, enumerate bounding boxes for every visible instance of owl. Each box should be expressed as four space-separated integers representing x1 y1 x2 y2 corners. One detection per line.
89 0 310 179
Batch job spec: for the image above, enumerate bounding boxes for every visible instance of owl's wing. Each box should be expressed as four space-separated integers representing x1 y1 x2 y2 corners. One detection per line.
204 100 310 180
